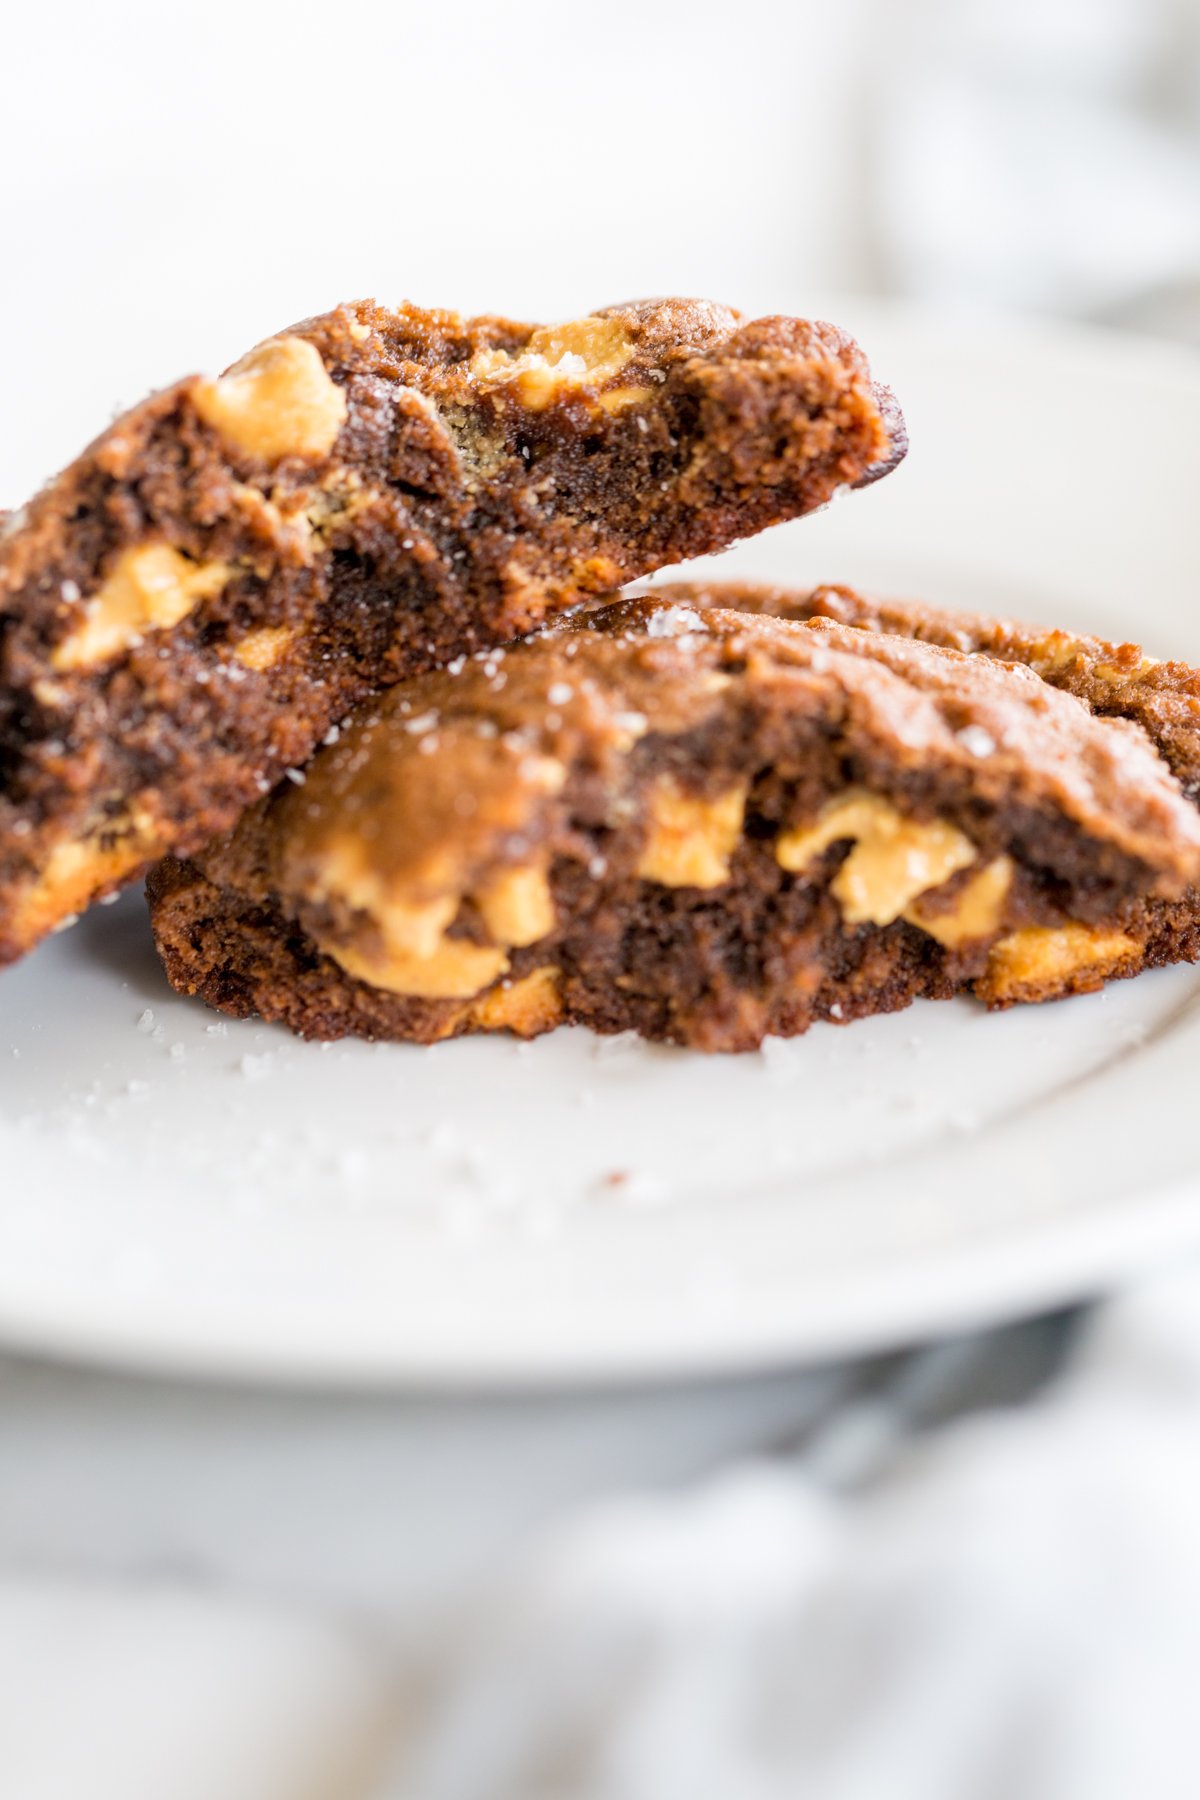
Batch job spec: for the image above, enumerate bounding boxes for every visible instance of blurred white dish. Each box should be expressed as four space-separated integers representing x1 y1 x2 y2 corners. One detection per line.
4 304 1200 1386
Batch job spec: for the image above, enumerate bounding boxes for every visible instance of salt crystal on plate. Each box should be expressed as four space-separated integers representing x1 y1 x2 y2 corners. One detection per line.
592 1030 641 1061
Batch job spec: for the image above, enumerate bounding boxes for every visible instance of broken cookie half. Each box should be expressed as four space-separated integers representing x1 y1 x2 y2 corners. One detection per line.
665 578 1200 803
146 598 1200 1050
0 297 903 964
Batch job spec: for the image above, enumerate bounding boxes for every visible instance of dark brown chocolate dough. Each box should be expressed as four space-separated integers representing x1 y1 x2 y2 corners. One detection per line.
148 598 1200 1049
0 301 903 963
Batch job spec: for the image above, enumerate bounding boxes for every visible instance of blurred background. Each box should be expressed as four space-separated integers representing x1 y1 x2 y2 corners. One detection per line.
3 2 1200 1796
4 0 1199 497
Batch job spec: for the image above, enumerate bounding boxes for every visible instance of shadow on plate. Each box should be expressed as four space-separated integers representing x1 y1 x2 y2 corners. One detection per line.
73 884 167 1003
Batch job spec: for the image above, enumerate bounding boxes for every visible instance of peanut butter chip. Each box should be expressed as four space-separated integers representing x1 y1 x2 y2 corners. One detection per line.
475 864 556 947
11 806 163 940
980 923 1141 1002
233 625 296 672
51 546 230 672
596 385 654 413
193 336 347 462
776 791 977 926
303 852 512 1000
637 778 747 889
1095 658 1161 684
322 932 509 1001
469 966 563 1036
470 316 636 412
905 856 1014 947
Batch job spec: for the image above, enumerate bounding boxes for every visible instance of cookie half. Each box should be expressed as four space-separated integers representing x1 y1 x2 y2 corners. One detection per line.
666 578 1200 799
146 598 1200 1049
0 298 903 963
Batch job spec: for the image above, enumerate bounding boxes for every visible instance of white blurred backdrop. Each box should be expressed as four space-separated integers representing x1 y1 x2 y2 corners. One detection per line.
3 0 1198 501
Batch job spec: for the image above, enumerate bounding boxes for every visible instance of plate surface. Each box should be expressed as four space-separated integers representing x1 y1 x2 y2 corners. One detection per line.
5 304 1200 1386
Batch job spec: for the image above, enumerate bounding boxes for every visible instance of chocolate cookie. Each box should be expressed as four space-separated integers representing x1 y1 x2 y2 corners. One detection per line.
0 299 903 964
146 598 1200 1050
666 578 1200 798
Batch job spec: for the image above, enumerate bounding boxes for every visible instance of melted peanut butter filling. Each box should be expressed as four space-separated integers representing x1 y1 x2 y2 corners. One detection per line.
233 625 297 672
52 546 230 672
11 806 164 939
637 778 747 889
905 856 1014 947
470 317 637 411
476 864 556 948
776 791 978 926
980 923 1141 1002
467 966 563 1036
193 336 347 462
325 931 510 1001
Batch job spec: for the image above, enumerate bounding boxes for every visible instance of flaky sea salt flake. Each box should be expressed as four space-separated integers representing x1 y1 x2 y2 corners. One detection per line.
958 724 997 758
645 605 702 639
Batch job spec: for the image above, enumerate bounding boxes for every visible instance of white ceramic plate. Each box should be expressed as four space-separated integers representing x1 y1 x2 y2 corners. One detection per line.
5 304 1200 1387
